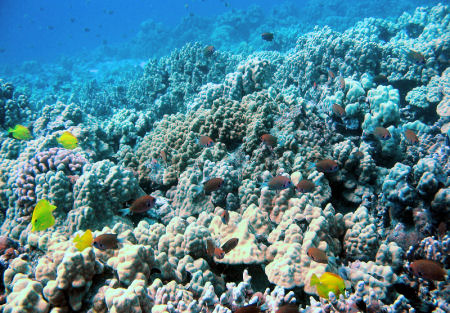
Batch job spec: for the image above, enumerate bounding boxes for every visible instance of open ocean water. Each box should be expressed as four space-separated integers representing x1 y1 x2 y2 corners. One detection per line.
0 0 448 312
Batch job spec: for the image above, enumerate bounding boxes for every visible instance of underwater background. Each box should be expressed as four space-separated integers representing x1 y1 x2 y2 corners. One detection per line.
0 0 449 312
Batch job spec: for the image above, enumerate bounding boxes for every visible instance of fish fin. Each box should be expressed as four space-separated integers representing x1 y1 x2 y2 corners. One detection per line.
118 208 130 216
310 273 320 287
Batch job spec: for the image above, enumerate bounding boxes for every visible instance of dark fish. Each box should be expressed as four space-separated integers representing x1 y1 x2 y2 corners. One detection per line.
437 222 447 240
332 104 345 117
203 178 224 193
220 210 229 224
407 50 426 64
296 179 315 193
328 69 335 80
47 25 54 30
373 74 389 85
268 176 293 190
275 304 299 313
199 135 214 147
307 247 328 263
374 127 391 140
0 236 17 254
261 134 277 148
235 304 261 313
338 76 345 90
84 27 91 32
353 150 364 159
206 238 225 259
130 195 156 213
410 259 446 281
315 159 339 173
93 234 120 251
221 238 238 253
404 129 419 144
261 32 274 41
204 45 215 57
70 17 76 23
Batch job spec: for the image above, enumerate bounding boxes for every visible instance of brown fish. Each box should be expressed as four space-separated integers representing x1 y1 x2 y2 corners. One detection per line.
374 127 391 140
261 134 277 148
332 104 345 117
328 69 335 80
204 45 215 57
0 236 16 254
235 304 261 313
268 176 293 190
373 74 388 85
93 234 120 251
275 304 299 313
410 259 446 281
404 129 419 144
131 195 156 213
296 179 315 193
160 150 168 163
220 210 229 224
338 76 345 90
407 50 426 64
198 135 214 147
221 238 239 253
315 159 339 173
206 238 225 259
261 32 274 41
307 247 328 263
203 177 224 193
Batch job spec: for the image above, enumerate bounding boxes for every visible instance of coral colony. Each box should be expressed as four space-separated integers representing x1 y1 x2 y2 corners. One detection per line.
0 3 449 313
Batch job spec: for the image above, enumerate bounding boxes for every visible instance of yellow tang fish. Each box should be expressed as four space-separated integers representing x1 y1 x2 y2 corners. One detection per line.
57 131 78 149
8 124 32 140
31 199 56 232
73 229 93 251
310 272 345 299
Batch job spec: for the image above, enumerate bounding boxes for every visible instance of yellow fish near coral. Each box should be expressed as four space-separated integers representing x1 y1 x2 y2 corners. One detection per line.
8 124 32 140
73 229 93 251
310 272 345 299
31 199 56 232
57 131 78 149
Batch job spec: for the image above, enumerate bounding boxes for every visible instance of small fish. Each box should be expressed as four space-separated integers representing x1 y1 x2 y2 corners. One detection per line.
338 76 345 90
407 50 426 64
307 247 328 263
268 176 293 190
31 199 56 232
8 125 32 140
261 32 274 41
313 82 317 89
410 259 446 281
220 210 229 224
221 238 239 253
328 69 335 80
275 304 299 313
373 74 388 85
73 229 93 252
261 134 277 148
160 150 168 163
206 238 225 259
315 159 339 173
404 129 419 144
204 45 215 57
84 27 91 32
296 179 315 193
198 135 214 148
93 234 121 251
352 150 364 159
235 304 261 313
332 104 345 117
57 131 78 149
310 272 345 299
0 236 17 254
119 195 156 215
373 127 391 140
203 177 224 194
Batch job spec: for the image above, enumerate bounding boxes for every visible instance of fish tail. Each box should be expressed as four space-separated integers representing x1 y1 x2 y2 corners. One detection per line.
118 208 130 216
117 237 126 244
310 274 320 287
7 128 13 133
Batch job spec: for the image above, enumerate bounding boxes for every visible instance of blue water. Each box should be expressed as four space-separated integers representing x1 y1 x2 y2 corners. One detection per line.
0 0 441 67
